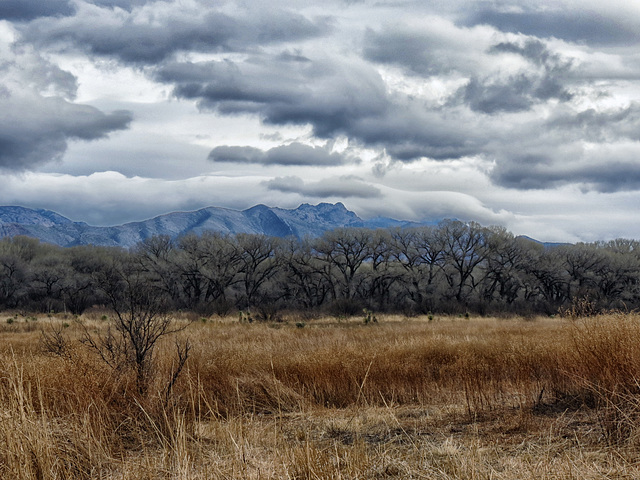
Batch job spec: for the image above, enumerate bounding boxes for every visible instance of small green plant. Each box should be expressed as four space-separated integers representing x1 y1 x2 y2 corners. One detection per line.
100 315 108 321
200 317 208 324
6 318 13 325
295 322 306 329
428 313 434 322
363 309 377 325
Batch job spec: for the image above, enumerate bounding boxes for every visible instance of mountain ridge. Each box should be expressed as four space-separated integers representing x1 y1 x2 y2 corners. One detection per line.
0 203 415 248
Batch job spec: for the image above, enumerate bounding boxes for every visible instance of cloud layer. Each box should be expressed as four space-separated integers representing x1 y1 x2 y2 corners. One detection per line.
264 175 382 199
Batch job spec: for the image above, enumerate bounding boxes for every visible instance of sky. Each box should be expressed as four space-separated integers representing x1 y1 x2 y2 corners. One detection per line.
1 0 640 242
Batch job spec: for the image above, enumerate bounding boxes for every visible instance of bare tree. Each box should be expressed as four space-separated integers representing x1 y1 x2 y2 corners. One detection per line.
314 228 372 300
438 220 489 303
197 232 242 311
29 254 70 312
282 237 331 309
391 227 447 312
236 234 283 309
480 227 529 305
364 230 403 310
86 254 190 394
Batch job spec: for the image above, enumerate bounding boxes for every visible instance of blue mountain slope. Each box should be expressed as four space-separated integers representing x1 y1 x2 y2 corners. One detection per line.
0 206 75 227
0 203 412 248
0 204 561 249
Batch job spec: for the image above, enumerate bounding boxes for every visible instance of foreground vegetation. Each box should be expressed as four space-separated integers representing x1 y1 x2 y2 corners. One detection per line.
2 311 640 478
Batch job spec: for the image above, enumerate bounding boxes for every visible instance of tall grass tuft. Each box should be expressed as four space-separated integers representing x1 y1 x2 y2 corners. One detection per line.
564 313 640 443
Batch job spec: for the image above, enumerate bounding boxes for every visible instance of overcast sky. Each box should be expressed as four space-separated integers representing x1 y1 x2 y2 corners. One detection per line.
1 0 640 242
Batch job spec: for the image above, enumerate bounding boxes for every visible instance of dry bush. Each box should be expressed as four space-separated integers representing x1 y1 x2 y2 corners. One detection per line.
559 295 599 319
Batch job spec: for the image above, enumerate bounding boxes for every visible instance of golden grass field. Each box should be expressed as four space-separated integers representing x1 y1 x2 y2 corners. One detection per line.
2 311 640 479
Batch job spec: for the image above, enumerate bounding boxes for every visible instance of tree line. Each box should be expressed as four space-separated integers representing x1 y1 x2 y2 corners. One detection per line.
1 219 640 317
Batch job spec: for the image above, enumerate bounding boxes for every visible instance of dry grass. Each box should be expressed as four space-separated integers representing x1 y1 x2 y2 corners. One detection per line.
1 312 640 478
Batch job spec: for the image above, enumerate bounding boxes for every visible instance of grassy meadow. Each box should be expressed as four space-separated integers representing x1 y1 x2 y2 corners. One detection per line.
1 311 640 478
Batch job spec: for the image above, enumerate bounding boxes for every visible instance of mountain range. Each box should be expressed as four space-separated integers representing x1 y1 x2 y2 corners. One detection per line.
0 203 422 248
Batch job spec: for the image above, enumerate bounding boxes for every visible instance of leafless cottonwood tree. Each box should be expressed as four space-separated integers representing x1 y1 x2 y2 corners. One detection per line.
84 254 190 395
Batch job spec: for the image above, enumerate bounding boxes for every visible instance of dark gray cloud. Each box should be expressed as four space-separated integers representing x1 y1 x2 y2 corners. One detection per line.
0 0 75 21
364 26 574 114
0 96 132 170
264 175 382 199
492 152 640 193
491 153 561 190
209 142 355 166
363 27 453 76
463 76 536 113
351 102 485 160
87 0 153 11
548 105 640 143
157 55 485 161
276 50 312 63
580 160 640 193
0 42 133 171
461 72 572 114
157 56 388 135
489 39 552 65
464 7 640 46
21 7 331 63
460 39 573 114
487 102 640 192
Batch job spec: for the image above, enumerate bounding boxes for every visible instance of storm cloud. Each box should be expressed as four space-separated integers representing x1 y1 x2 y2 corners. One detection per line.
157 55 487 161
88 0 154 11
209 143 356 167
461 72 572 114
0 95 132 170
460 39 574 114
362 20 488 77
0 41 132 170
464 6 640 47
21 4 331 63
0 0 75 21
492 149 640 193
